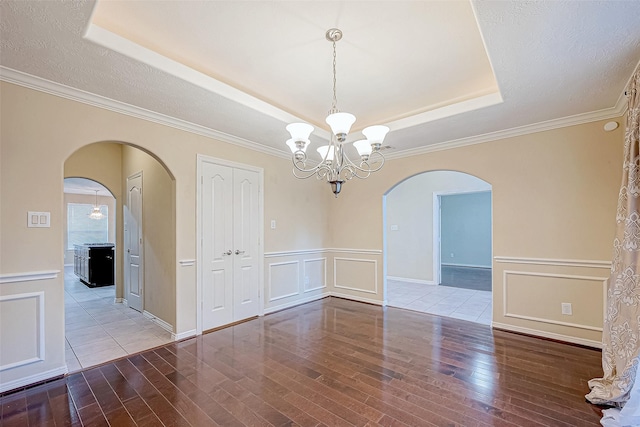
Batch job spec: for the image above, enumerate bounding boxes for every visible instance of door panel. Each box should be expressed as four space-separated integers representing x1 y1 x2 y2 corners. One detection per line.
201 163 234 330
232 169 260 321
125 173 143 312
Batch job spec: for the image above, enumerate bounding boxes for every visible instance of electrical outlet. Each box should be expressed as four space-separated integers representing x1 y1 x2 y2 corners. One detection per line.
390 224 399 231
561 303 572 315
270 220 276 229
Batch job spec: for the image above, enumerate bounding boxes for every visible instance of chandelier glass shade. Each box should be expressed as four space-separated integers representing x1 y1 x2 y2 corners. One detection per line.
285 28 389 197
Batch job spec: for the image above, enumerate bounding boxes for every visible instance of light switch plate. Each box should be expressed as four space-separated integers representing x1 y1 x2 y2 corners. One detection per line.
28 211 50 228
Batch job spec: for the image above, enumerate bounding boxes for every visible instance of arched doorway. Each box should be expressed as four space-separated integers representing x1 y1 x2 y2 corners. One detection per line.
383 170 493 325
63 142 176 372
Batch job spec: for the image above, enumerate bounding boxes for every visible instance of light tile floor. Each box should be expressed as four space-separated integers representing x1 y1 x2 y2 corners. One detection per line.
64 267 173 373
387 279 492 325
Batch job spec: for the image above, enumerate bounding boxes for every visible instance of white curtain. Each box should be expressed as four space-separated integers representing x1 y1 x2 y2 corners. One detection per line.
587 68 640 410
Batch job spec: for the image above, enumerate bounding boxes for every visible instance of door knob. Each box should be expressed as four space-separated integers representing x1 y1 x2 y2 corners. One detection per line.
235 250 245 255
223 250 233 256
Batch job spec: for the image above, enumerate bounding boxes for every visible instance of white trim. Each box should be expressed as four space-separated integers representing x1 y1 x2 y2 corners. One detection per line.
303 257 327 293
502 270 607 332
327 248 382 255
114 297 124 304
0 366 67 394
334 258 379 295
64 263 73 267
178 259 196 267
0 292 45 371
330 292 384 306
172 329 197 341
0 270 60 284
142 311 174 334
441 263 492 269
492 322 602 349
264 249 325 258
264 293 330 315
494 256 611 269
0 66 289 160
268 260 300 302
386 276 436 285
264 248 382 258
384 98 627 161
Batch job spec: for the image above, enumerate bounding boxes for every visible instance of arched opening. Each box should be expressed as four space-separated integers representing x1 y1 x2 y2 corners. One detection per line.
383 170 493 325
63 142 176 372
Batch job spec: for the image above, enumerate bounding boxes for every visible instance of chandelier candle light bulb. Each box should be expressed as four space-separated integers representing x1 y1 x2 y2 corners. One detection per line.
285 28 389 197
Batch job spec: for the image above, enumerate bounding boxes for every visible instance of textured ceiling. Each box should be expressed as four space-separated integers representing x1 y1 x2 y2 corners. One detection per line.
1 0 639 158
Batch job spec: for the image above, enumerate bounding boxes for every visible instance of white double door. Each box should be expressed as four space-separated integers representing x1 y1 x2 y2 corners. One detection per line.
200 160 261 331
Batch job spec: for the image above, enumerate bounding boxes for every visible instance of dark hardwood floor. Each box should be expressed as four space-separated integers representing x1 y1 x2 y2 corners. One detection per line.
440 265 492 292
1 297 604 426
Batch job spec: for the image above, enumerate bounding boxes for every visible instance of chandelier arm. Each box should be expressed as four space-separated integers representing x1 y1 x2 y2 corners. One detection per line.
292 168 323 180
339 151 385 175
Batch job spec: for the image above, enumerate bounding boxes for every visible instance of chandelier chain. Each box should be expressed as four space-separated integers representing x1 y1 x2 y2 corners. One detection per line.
332 40 338 112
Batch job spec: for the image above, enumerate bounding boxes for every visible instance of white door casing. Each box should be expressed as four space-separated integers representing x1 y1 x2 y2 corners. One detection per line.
125 172 143 312
199 157 262 332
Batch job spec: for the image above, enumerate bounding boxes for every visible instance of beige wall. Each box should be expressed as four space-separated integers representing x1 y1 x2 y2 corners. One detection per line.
0 81 329 391
327 119 623 346
121 145 176 326
0 78 625 390
386 171 491 282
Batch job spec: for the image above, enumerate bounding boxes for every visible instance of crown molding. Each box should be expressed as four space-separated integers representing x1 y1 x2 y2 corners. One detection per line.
0 66 290 160
385 95 628 160
1 65 630 163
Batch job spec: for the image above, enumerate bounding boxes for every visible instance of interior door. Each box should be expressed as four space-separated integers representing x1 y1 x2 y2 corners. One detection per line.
232 168 260 321
201 162 234 330
125 172 143 312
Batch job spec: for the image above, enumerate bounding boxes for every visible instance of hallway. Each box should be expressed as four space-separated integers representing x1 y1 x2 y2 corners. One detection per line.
64 267 173 372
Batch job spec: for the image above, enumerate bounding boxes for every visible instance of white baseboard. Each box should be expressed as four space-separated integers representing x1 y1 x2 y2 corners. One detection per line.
143 310 173 334
441 263 491 269
114 297 125 304
263 292 330 315
172 329 197 341
491 321 602 349
387 276 436 285
0 365 67 393
330 291 384 306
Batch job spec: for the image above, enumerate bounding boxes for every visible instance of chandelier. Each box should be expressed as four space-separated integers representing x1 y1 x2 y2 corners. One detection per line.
88 190 104 220
285 28 389 197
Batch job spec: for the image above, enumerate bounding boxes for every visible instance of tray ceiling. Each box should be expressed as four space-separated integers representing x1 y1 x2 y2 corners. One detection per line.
1 1 639 158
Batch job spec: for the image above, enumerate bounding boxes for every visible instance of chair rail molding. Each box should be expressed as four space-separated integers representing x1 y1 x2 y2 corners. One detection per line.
494 256 611 269
0 270 60 284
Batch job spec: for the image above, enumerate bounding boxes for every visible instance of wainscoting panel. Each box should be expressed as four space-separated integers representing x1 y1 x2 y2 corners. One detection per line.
502 270 606 331
268 261 300 302
0 292 45 371
493 257 609 347
303 258 326 293
334 257 378 294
